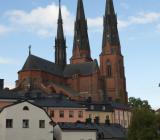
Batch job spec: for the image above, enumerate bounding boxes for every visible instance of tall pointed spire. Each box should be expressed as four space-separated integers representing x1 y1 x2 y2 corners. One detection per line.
55 0 67 68
71 0 92 64
100 0 128 104
76 0 85 20
102 0 121 54
57 0 64 39
105 0 115 15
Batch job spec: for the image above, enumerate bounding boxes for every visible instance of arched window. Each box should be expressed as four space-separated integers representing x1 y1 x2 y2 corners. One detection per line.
106 60 112 77
23 106 29 111
118 60 124 78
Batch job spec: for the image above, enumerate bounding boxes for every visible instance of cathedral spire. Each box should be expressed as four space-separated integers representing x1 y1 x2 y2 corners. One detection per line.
57 0 64 39
76 0 85 20
102 0 121 54
105 0 115 15
55 0 67 68
71 0 92 64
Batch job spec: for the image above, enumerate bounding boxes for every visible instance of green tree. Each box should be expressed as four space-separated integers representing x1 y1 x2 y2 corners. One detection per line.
128 109 157 140
128 97 152 111
128 97 160 140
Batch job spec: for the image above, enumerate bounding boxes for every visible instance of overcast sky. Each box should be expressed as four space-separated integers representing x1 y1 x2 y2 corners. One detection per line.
0 0 160 109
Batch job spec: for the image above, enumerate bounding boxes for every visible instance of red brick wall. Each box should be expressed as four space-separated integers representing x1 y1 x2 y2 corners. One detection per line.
100 51 128 103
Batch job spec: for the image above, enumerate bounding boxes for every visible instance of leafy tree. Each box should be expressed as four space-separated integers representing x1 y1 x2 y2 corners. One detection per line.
128 97 152 111
128 97 160 140
128 109 157 140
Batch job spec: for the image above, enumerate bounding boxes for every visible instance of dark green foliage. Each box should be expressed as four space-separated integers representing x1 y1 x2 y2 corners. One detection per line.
128 97 152 110
128 97 160 140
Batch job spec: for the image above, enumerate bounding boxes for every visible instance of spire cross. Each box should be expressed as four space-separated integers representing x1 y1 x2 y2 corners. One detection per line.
29 45 31 55
59 0 61 8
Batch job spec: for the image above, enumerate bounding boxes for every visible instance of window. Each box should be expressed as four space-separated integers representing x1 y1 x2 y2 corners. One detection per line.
22 119 29 128
69 111 74 118
23 106 29 111
78 111 83 118
59 111 64 118
39 120 45 128
90 105 94 110
50 110 54 117
102 106 106 111
106 60 112 77
6 119 13 128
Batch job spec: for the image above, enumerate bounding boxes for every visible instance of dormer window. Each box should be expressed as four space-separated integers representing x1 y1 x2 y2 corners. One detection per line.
23 106 29 111
102 106 106 111
90 105 94 110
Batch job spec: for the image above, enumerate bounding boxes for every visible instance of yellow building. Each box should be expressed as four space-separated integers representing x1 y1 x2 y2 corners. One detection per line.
85 103 114 124
84 102 131 128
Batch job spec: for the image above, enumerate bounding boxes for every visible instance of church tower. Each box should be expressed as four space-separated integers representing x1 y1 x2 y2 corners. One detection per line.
55 0 67 68
100 0 128 104
71 0 92 64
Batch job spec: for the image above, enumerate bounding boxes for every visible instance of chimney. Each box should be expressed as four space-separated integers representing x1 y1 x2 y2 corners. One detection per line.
0 79 4 90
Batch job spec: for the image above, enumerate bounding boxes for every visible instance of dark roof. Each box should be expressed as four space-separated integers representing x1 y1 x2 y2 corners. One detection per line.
33 97 85 108
96 124 126 139
21 55 99 77
0 89 22 99
63 59 99 77
59 123 97 131
58 123 126 139
0 89 49 100
21 55 63 76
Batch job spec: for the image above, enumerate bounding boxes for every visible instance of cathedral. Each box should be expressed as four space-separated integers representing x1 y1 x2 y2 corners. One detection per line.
15 0 128 104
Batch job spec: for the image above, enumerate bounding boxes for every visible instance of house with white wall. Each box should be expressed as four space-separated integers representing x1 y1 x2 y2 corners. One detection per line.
54 123 97 140
0 101 53 140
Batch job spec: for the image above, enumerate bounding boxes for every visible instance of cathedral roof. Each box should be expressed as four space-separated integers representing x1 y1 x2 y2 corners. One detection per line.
21 54 63 76
20 54 99 77
63 59 99 77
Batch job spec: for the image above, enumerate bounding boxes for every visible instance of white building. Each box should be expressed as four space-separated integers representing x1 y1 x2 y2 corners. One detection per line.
54 123 97 140
0 101 53 140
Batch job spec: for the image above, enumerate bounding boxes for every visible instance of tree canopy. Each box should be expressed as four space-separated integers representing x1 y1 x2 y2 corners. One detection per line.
128 97 160 140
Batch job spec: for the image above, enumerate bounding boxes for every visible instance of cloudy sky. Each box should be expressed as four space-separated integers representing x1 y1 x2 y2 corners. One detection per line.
0 0 160 109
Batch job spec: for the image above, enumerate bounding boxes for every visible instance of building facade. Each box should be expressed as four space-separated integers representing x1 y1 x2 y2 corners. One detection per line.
54 123 97 140
0 101 53 140
15 0 128 104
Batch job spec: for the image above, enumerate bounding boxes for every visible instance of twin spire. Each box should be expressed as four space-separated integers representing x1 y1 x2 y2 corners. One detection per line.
102 0 121 54
55 0 120 66
55 0 66 68
71 0 92 64
57 0 64 40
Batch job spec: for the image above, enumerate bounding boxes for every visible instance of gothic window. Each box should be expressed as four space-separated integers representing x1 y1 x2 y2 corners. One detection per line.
119 60 123 78
106 60 112 77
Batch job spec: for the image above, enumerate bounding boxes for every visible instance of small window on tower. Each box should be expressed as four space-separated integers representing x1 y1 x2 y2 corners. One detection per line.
106 60 112 77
